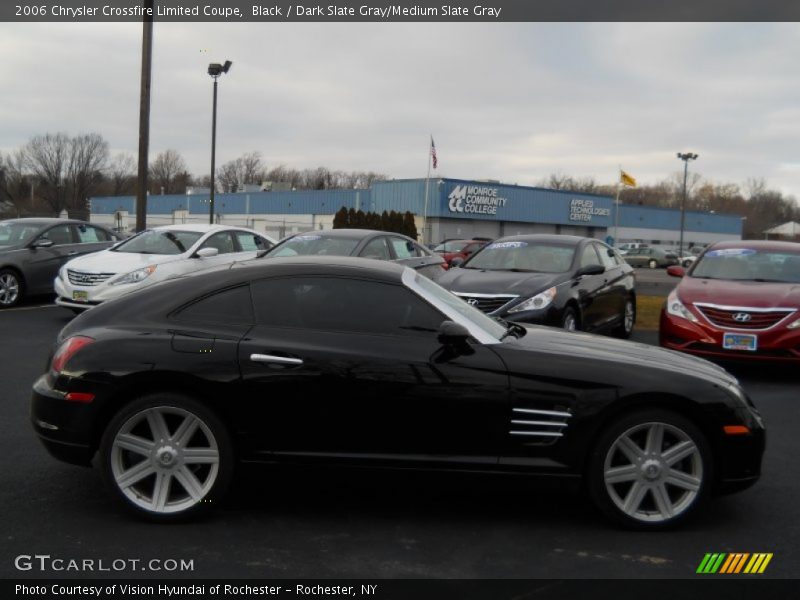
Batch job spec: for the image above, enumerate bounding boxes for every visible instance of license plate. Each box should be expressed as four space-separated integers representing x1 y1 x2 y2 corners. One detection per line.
72 291 89 303
723 332 757 351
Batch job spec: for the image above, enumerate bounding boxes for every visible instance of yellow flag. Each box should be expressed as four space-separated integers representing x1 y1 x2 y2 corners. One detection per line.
620 170 637 187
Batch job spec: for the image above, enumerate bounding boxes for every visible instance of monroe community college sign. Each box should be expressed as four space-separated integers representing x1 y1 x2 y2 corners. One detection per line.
447 185 508 215
569 198 611 222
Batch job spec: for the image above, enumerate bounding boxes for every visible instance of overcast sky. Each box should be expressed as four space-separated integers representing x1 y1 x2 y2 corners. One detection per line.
1 22 799 199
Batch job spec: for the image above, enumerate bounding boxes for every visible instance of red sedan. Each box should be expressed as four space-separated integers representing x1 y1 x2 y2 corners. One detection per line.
660 240 800 362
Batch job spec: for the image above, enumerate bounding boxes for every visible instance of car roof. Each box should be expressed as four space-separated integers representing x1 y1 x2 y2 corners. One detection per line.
150 224 232 233
490 234 591 246
710 239 800 252
1 217 87 226
290 229 410 240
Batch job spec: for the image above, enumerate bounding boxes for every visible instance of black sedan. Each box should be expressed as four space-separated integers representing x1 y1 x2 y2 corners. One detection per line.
438 234 636 337
261 228 446 280
0 218 123 308
32 257 764 528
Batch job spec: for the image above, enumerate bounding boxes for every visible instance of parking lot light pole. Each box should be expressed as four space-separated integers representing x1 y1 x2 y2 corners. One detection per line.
677 152 698 256
207 60 232 225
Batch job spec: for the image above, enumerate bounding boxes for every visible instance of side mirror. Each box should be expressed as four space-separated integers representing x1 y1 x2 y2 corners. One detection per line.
194 247 219 258
437 320 471 345
449 256 465 268
576 264 605 277
667 265 685 278
32 238 54 248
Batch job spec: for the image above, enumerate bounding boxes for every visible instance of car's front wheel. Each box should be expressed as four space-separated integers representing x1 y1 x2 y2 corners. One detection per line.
561 307 579 331
613 297 636 339
99 393 234 521
0 269 23 308
588 409 711 529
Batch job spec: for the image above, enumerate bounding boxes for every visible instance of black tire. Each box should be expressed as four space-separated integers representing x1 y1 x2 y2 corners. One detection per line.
0 268 24 308
587 408 712 529
612 297 636 339
561 306 579 332
99 393 234 522
648 259 658 269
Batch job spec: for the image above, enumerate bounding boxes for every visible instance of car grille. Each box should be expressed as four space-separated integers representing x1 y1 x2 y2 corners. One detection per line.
67 270 115 287
453 293 517 313
694 304 795 330
508 407 572 446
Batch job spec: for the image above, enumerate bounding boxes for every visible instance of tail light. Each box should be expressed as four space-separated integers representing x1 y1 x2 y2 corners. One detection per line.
51 336 94 375
441 262 449 270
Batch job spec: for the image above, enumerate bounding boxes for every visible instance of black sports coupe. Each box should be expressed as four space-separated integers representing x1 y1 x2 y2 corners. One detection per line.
31 257 764 528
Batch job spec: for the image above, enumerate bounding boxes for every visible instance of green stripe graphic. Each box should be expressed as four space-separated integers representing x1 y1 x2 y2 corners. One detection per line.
697 554 714 574
697 553 727 574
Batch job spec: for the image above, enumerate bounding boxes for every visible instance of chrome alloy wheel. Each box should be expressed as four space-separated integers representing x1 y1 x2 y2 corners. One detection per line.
0 272 20 306
110 406 220 514
603 422 703 523
623 300 635 334
563 312 577 331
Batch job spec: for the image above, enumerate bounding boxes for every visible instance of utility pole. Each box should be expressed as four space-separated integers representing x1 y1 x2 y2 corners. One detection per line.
677 152 698 255
135 0 154 232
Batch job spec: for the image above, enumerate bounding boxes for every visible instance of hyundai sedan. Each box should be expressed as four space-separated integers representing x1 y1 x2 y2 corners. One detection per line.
438 235 636 337
32 256 763 528
660 240 800 362
54 224 275 311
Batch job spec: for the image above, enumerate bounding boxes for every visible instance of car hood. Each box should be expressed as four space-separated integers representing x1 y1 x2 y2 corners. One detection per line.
438 268 566 296
65 250 186 273
677 276 800 308
502 325 737 386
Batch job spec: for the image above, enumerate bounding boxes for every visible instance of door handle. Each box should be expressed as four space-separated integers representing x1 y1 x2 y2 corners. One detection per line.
250 353 303 365
67 251 79 256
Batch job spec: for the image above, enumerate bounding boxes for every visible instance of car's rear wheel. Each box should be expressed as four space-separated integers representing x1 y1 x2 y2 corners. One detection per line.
561 307 579 331
0 269 23 308
682 259 693 268
648 259 658 269
99 394 233 521
588 409 711 529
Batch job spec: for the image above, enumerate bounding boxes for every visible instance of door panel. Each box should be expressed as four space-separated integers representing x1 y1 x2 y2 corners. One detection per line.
238 275 509 465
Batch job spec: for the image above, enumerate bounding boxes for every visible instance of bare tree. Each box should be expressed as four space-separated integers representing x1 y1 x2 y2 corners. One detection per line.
149 149 189 194
20 133 70 214
216 151 266 193
0 151 33 215
66 133 109 218
108 153 137 196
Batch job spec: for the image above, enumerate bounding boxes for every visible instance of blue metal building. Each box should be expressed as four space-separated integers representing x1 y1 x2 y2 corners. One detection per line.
90 177 743 246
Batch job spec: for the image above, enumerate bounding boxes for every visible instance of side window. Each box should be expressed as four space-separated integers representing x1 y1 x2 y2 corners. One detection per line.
75 225 111 243
595 244 617 269
173 285 254 325
578 244 601 268
389 237 418 259
235 231 270 252
40 224 74 245
200 231 236 254
251 277 445 336
359 237 391 260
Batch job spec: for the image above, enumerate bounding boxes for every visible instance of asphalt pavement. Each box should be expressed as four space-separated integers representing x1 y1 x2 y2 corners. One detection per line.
634 267 679 297
1 300 797 579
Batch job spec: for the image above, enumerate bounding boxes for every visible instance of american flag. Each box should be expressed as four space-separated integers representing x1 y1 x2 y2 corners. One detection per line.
430 137 438 169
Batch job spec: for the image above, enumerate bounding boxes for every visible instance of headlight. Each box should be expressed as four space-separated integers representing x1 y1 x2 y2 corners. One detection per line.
109 265 157 285
788 316 800 330
666 289 698 322
508 287 557 313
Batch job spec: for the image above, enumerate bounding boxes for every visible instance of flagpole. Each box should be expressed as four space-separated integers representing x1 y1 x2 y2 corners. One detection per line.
422 137 432 244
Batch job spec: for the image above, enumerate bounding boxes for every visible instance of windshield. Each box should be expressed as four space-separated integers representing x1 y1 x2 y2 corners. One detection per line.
407 271 508 342
265 234 361 257
112 229 203 255
465 240 575 273
0 222 44 247
691 248 800 283
434 241 470 253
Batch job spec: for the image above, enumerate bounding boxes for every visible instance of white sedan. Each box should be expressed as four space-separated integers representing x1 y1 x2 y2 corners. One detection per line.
54 224 275 311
